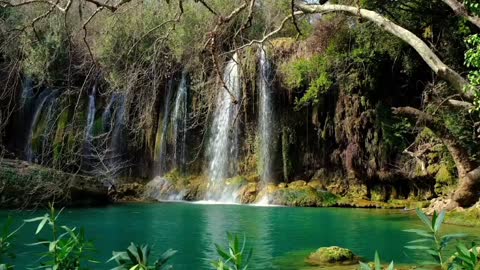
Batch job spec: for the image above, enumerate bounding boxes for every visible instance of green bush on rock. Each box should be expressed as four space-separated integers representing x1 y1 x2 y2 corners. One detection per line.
306 246 358 266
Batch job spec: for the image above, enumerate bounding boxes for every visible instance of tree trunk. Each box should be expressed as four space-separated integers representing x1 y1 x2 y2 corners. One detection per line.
295 2 472 99
393 107 480 207
441 0 480 29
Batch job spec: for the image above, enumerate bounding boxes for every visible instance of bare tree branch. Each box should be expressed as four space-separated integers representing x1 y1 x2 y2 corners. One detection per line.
441 0 480 29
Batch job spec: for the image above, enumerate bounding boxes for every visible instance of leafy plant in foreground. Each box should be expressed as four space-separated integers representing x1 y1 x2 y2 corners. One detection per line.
0 217 23 270
212 233 252 270
450 242 480 270
359 251 394 270
25 204 96 269
404 209 473 268
109 242 177 270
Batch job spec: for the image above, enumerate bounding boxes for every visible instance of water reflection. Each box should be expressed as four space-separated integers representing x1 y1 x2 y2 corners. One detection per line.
0 204 478 270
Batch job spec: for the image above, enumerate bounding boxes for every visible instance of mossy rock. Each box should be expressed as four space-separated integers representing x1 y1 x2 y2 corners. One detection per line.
269 185 338 207
306 246 358 266
225 176 248 187
240 182 259 204
446 207 480 227
0 159 108 208
245 174 260 183
288 180 307 188
308 180 325 190
185 175 208 201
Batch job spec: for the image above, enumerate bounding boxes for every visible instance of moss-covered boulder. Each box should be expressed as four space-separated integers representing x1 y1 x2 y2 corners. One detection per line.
288 180 307 188
261 184 338 207
306 246 358 266
240 182 259 204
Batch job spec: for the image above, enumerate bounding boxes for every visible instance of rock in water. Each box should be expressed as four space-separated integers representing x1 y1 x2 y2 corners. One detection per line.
306 246 358 266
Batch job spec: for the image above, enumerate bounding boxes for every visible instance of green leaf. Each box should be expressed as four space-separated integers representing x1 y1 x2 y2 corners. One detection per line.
416 208 433 231
374 251 381 270
434 210 446 232
405 245 432 250
387 261 394 270
35 217 48 235
360 261 372 270
403 229 435 239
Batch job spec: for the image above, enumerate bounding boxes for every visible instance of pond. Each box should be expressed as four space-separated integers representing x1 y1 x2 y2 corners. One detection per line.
1 202 479 269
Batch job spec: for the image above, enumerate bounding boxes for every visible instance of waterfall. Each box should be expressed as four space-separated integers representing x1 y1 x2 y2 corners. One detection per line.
24 89 53 162
171 72 188 171
111 94 127 165
157 80 174 175
206 54 242 202
85 86 97 143
39 92 60 165
258 48 275 184
101 93 127 177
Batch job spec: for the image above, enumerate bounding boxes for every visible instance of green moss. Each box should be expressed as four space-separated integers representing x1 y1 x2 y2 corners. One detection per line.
225 176 248 188
92 117 104 137
281 127 293 181
164 169 189 188
435 165 455 184
269 185 338 207
279 55 332 109
446 208 480 227
306 246 357 266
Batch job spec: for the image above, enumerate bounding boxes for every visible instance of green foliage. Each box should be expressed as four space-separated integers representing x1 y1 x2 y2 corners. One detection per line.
451 242 479 270
280 55 332 109
25 204 97 269
465 34 480 112
359 252 394 270
212 233 252 270
21 15 70 84
0 217 22 270
404 209 469 268
109 243 176 270
376 105 412 154
465 0 480 16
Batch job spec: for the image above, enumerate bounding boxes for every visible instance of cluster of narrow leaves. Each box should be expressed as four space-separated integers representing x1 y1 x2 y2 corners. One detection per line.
25 204 97 270
212 233 252 270
108 243 177 270
359 252 394 270
404 209 478 269
0 217 22 270
451 243 479 270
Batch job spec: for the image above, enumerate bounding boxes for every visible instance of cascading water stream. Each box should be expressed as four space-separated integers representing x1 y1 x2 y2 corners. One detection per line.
24 89 54 162
39 92 60 165
258 48 275 185
206 54 242 202
101 93 127 179
111 95 126 156
85 86 97 144
157 81 174 175
171 72 188 171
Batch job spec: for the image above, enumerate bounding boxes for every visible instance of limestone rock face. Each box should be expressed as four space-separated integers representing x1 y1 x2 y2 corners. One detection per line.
306 246 358 266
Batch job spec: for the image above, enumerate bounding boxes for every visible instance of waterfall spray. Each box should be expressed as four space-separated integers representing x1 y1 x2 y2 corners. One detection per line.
206 53 242 202
85 86 97 143
258 48 275 184
157 80 174 175
24 90 54 163
171 72 188 171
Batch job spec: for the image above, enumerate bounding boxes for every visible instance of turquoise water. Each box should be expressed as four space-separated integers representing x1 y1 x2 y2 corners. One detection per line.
1 203 479 269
